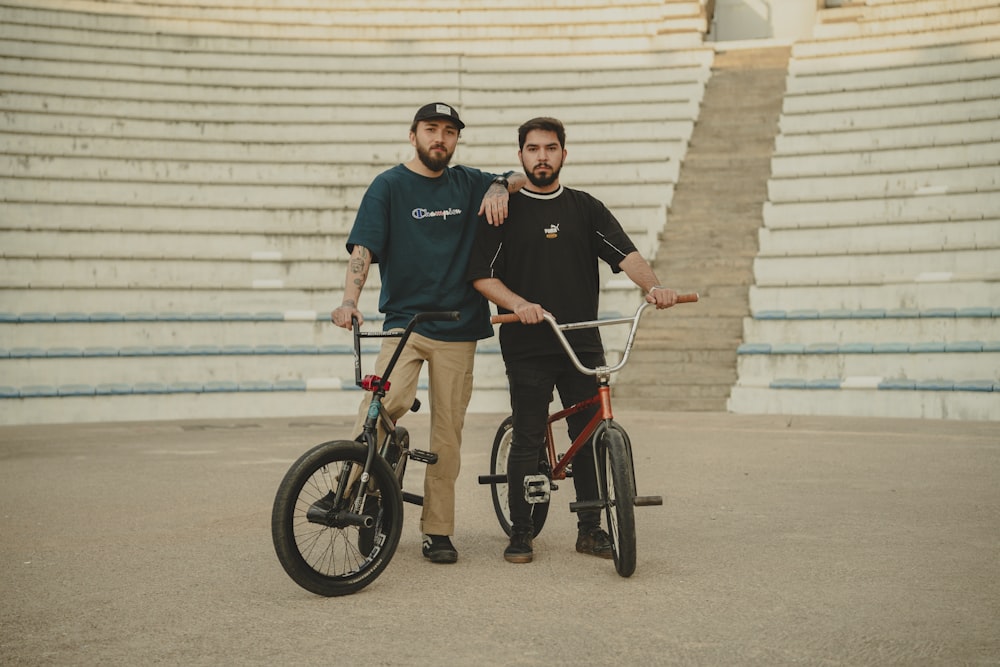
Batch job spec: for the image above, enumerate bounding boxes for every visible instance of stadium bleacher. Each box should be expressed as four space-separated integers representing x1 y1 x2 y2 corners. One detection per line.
0 0 996 424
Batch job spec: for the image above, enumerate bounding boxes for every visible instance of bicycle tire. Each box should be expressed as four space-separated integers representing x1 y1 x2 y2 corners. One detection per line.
271 440 403 597
597 425 637 577
610 419 637 492
489 416 550 538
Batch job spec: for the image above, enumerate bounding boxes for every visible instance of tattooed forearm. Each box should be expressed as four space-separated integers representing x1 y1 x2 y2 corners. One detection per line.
350 254 367 275
349 247 370 287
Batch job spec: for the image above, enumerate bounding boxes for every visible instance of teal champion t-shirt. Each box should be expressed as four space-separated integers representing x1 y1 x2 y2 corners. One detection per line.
346 163 496 341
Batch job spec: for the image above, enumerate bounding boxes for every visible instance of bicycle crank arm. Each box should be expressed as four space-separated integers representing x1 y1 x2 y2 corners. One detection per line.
402 491 424 506
307 509 375 529
478 473 507 484
569 499 606 513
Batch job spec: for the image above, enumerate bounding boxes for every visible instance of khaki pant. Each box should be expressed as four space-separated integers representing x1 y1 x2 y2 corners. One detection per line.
353 331 476 536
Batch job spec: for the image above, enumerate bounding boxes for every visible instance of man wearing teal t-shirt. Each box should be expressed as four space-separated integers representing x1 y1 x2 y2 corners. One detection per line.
332 102 526 564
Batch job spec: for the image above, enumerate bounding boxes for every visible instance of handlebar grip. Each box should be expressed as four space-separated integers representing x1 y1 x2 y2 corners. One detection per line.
677 292 699 303
413 311 461 324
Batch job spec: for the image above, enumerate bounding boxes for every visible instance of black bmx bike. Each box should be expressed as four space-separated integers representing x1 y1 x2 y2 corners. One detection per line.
271 311 458 596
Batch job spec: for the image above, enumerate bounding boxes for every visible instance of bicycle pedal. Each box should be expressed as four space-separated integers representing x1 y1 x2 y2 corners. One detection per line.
634 495 663 507
408 449 438 465
523 474 550 504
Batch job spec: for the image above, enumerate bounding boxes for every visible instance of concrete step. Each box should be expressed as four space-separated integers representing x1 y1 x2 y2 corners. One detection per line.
763 190 1000 229
0 202 355 234
749 280 1000 313
727 386 998 421
778 99 1000 135
789 39 1000 75
0 286 363 313
771 141 1000 178
812 5 1000 39
0 229 345 260
787 56 1000 95
0 1 705 45
737 351 1000 383
615 396 728 411
0 4 706 54
754 248 1000 287
792 23 997 59
0 348 510 387
0 385 514 426
758 220 1000 256
743 316 1000 346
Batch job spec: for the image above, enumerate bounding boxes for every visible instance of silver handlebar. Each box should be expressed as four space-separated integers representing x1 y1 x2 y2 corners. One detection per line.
542 295 703 380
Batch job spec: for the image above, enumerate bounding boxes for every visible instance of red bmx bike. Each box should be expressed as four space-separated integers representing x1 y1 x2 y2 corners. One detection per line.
478 295 698 577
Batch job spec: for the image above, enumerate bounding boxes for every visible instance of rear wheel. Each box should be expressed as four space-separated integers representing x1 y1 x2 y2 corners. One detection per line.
271 440 403 596
489 416 550 538
597 425 636 577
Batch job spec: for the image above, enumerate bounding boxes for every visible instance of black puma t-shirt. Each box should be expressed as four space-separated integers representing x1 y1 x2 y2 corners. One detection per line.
465 185 637 362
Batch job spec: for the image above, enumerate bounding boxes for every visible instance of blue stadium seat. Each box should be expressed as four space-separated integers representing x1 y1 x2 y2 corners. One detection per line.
96 383 133 395
58 384 96 396
133 382 171 394
90 312 125 322
204 381 239 393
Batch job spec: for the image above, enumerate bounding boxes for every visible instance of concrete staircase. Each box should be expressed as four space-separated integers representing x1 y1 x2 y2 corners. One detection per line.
614 45 791 411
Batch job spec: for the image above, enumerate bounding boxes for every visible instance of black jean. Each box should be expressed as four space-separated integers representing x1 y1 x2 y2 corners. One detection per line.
505 351 605 534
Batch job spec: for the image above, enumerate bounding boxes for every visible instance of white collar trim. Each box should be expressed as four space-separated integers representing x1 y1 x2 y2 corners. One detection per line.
520 185 563 200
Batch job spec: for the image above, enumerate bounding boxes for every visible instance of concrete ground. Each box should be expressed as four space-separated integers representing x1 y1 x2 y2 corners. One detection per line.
1 411 998 666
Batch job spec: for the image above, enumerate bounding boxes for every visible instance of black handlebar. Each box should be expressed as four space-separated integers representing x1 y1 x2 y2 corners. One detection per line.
351 311 462 388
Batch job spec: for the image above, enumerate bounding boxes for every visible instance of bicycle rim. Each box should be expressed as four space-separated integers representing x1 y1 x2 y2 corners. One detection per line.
598 426 637 577
271 440 403 596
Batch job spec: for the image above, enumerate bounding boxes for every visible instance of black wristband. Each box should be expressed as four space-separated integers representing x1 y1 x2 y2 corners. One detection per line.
490 174 509 189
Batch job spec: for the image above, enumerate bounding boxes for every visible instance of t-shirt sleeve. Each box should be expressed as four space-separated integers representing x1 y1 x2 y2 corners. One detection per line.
465 218 504 283
590 195 637 273
346 176 391 262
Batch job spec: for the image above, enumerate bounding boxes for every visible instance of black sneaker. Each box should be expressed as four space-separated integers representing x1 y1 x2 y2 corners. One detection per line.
421 534 458 564
576 526 613 559
504 529 533 564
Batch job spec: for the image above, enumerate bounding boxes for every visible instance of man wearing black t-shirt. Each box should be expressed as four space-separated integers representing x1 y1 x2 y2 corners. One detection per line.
466 117 679 564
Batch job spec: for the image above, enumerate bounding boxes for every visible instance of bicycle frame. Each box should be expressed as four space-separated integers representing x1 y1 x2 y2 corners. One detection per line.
501 298 697 480
350 311 459 498
351 317 408 477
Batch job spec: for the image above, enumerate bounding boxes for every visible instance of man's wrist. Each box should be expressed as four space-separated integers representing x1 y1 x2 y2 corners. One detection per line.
491 171 514 190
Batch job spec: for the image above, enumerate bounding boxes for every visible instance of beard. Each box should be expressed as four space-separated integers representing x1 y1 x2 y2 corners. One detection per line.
526 164 561 188
416 142 454 172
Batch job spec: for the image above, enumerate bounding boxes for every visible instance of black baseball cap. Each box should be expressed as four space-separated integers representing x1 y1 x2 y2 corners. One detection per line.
412 102 465 130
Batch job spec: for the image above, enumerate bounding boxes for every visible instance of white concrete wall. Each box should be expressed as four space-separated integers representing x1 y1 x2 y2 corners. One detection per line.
709 0 818 41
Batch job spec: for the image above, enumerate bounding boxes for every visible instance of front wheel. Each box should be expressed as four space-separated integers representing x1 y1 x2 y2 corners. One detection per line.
489 416 550 538
597 425 637 577
271 440 403 597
